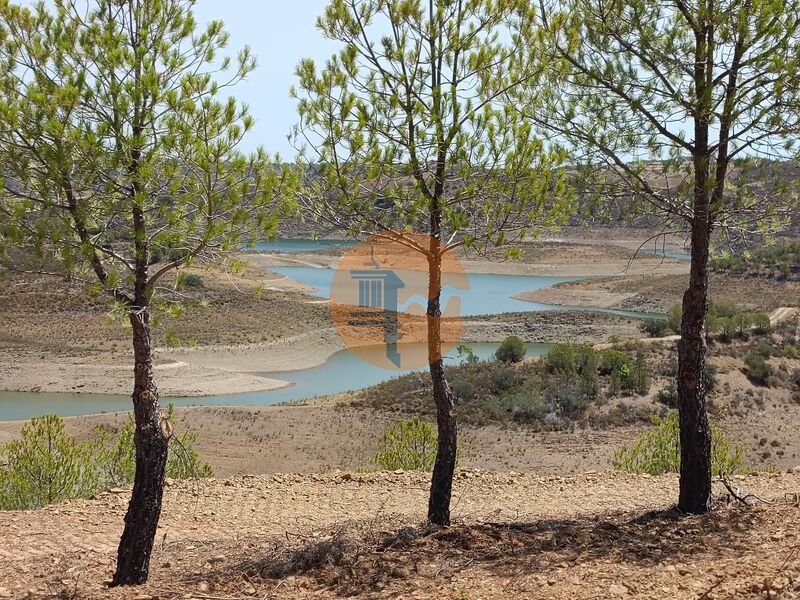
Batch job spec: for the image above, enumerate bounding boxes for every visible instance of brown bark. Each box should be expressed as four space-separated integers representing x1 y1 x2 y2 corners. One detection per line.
677 219 713 514
426 251 457 526
111 310 169 586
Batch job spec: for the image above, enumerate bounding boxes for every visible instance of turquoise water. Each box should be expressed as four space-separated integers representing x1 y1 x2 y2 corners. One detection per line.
0 342 551 421
1 239 667 420
270 266 664 320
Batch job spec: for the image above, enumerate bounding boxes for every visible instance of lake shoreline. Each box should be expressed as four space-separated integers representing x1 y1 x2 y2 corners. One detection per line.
0 235 687 405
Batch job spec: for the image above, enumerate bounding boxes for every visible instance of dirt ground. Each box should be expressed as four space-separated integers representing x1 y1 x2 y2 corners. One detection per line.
522 272 800 314
0 471 798 599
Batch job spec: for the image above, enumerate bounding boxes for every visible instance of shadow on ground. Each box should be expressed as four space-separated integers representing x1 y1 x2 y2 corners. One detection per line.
194 503 766 597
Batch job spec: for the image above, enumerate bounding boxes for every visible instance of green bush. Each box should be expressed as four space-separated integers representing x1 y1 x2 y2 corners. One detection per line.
456 343 479 365
495 335 527 363
752 314 772 334
744 353 772 385
547 379 590 414
612 412 745 476
667 305 682 334
370 417 440 471
546 342 577 375
629 351 651 395
755 340 773 358
784 344 800 359
641 319 672 338
490 367 518 392
0 415 101 510
179 273 204 289
600 349 630 376
1 407 212 511
452 378 476 401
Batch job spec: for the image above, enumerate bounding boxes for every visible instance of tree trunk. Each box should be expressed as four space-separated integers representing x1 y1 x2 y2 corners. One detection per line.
111 310 170 586
426 252 457 526
677 216 713 514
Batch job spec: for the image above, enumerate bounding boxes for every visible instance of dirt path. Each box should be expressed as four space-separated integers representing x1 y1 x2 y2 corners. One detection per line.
1 471 799 599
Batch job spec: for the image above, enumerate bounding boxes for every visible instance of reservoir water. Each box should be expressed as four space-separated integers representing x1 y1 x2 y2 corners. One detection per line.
0 342 552 421
0 239 666 421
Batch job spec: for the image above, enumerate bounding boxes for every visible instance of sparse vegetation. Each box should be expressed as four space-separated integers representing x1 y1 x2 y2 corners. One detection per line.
711 242 800 281
369 418 440 472
612 412 746 477
0 408 212 510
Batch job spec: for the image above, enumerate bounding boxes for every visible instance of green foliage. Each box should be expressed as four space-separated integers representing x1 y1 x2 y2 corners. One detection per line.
667 306 682 335
293 0 575 257
630 351 652 395
612 413 746 477
495 336 527 364
669 302 772 340
1 408 212 510
451 378 476 401
179 274 205 289
744 354 772 386
456 343 479 366
0 415 100 510
755 340 773 359
491 367 519 393
546 342 576 374
0 0 292 317
712 243 800 280
784 344 800 359
370 418 440 472
642 319 673 338
600 350 630 377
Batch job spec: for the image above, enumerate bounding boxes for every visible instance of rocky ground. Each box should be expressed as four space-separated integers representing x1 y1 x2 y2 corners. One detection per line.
0 470 799 599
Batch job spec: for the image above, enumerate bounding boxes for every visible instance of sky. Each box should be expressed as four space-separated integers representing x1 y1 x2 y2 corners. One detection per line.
191 1 337 157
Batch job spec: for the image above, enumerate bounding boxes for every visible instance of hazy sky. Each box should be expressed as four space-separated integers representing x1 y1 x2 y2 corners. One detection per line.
191 1 336 157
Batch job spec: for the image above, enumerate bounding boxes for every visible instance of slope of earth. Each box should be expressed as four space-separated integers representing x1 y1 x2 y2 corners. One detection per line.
521 272 800 314
0 471 799 599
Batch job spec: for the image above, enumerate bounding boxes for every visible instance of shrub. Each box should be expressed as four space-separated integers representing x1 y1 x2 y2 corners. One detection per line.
490 367 518 393
744 353 772 385
656 385 678 408
793 368 800 389
784 344 800 359
704 362 718 392
641 319 672 338
600 349 630 376
629 351 651 395
547 379 590 415
179 273 205 289
667 304 682 334
0 415 101 510
456 343 479 365
546 342 577 375
370 417 439 471
495 335 527 363
452 378 476 401
502 385 548 423
612 412 745 476
755 340 773 359
752 314 772 334
576 345 600 402
1 407 212 511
